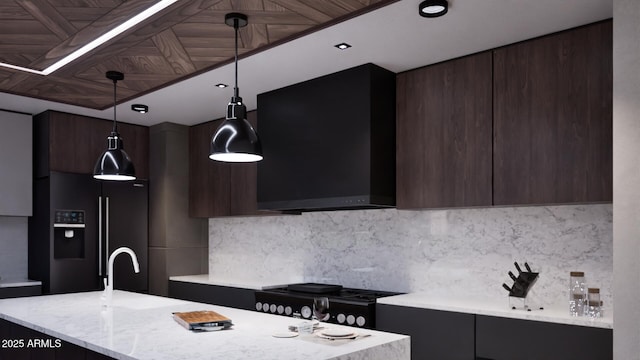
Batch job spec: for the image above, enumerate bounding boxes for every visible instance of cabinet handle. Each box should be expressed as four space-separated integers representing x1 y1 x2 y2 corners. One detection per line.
98 196 102 277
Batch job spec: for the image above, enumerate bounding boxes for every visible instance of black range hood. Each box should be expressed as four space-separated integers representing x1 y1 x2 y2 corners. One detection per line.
257 63 396 212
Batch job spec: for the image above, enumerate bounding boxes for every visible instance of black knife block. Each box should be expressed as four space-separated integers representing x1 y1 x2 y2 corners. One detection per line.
503 262 539 299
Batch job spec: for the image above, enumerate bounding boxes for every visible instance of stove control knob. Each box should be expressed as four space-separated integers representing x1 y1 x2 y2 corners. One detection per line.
255 302 262 311
270 304 277 313
301 305 312 319
356 316 366 327
262 303 270 312
277 305 285 314
285 306 293 316
346 315 356 325
336 313 346 324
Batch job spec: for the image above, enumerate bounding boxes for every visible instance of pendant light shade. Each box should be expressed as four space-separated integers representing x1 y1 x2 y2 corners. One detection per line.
210 101 263 162
94 71 136 181
209 13 262 162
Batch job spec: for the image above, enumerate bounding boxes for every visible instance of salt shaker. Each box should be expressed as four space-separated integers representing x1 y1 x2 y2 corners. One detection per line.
569 271 586 316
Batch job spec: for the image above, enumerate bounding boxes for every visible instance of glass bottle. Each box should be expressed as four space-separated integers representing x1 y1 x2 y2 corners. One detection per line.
586 288 601 318
569 271 586 316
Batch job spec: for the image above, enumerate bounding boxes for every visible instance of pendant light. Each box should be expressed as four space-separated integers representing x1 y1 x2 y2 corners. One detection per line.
93 71 136 181
209 13 263 162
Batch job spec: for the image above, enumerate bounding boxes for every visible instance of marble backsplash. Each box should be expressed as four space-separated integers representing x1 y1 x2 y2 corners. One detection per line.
209 204 612 312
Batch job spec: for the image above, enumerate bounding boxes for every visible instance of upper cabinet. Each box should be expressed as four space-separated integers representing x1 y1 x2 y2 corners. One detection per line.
493 21 612 205
188 111 260 218
0 111 32 216
34 110 149 179
397 52 493 209
397 20 612 209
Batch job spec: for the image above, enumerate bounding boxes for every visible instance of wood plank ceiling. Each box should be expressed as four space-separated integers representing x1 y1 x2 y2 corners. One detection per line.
0 0 393 109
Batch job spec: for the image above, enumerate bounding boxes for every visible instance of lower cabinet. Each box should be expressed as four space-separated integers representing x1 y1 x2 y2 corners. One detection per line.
0 318 113 360
376 305 613 360
376 304 476 360
475 315 612 360
0 285 41 299
168 280 256 311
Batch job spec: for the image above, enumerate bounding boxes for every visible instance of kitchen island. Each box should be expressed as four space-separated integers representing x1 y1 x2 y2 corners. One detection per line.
0 291 409 360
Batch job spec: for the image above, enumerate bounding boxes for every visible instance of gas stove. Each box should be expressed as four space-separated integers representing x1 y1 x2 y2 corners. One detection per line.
254 283 402 329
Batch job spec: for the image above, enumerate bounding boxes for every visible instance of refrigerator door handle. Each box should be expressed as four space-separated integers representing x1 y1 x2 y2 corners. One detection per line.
105 196 110 275
98 196 103 277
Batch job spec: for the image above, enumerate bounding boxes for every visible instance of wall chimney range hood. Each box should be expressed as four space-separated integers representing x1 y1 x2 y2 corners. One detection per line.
257 63 396 212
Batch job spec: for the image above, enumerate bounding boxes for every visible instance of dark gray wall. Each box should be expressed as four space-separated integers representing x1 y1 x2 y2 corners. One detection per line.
149 122 207 296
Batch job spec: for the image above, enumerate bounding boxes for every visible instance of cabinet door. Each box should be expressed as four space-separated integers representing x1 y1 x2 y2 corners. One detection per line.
117 121 150 180
48 111 112 175
476 315 612 360
188 119 231 217
188 112 262 218
229 111 260 216
376 304 475 360
0 111 32 216
493 21 612 205
45 111 149 179
396 52 493 209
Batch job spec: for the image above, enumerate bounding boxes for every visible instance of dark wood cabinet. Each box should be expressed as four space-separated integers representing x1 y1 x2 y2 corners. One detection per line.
34 110 149 179
492 21 612 205
397 21 612 209
475 315 612 360
189 118 230 217
168 280 256 311
188 111 261 218
396 52 493 209
376 304 476 360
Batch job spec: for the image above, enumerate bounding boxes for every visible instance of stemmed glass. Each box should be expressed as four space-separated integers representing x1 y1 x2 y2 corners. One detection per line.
313 297 330 322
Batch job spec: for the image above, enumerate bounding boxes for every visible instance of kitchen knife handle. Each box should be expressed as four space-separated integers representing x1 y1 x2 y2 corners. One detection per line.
514 262 523 273
508 271 518 282
98 196 103 277
502 283 512 293
524 262 532 272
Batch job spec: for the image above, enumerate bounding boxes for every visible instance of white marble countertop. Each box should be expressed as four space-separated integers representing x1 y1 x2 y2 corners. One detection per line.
0 279 42 288
377 292 613 329
170 274 612 329
0 291 409 360
169 274 291 290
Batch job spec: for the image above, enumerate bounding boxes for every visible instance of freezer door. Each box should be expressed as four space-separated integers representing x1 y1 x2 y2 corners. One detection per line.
102 180 148 292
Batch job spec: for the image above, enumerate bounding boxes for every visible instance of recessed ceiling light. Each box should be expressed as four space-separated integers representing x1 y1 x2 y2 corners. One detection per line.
131 104 149 114
0 0 178 75
334 43 352 50
215 83 229 88
419 0 448 18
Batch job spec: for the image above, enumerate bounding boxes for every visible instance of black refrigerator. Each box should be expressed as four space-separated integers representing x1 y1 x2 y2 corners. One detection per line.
29 171 148 294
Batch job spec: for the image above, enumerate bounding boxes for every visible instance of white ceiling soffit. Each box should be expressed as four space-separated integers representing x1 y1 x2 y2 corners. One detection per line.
0 0 612 127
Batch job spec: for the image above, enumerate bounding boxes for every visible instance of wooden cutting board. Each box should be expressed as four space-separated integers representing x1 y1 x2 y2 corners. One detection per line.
173 310 232 330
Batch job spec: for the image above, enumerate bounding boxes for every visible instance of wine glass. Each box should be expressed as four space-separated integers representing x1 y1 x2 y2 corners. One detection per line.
313 297 330 322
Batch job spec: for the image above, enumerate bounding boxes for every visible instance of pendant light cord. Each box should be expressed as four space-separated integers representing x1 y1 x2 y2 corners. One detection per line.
112 78 118 133
233 18 239 100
